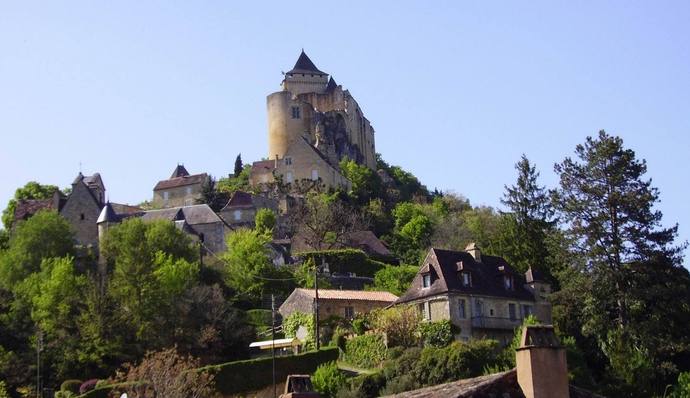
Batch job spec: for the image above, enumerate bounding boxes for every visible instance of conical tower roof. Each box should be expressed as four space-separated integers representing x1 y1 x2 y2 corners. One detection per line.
287 50 327 75
170 164 190 179
97 202 118 224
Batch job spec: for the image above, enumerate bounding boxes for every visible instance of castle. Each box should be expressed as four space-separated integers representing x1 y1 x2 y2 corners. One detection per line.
250 50 377 190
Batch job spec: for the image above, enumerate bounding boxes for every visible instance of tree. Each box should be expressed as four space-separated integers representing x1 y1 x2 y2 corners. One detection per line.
197 176 226 211
552 130 689 394
112 347 214 398
497 155 555 274
290 193 366 251
369 306 421 348
254 208 276 236
339 158 382 205
0 210 74 288
2 181 59 229
371 265 418 296
234 154 243 177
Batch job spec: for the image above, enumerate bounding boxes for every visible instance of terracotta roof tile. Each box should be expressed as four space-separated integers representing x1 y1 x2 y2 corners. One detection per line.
295 288 397 302
153 173 208 190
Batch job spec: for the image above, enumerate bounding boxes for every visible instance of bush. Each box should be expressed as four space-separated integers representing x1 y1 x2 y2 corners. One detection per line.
343 334 387 369
0 381 8 398
413 340 502 386
60 380 82 395
337 373 387 398
295 249 386 278
283 311 315 350
330 326 349 351
418 320 454 347
312 361 346 398
352 317 368 336
369 306 420 348
201 347 339 395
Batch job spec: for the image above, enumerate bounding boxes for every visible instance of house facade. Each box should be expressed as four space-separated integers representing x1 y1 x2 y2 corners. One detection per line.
217 190 279 227
152 165 209 208
395 244 552 345
279 288 398 320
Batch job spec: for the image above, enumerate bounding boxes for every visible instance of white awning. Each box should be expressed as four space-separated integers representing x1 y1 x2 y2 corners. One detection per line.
249 337 301 350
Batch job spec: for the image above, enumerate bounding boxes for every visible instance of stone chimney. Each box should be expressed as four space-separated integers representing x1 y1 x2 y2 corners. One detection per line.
465 242 481 263
516 325 569 398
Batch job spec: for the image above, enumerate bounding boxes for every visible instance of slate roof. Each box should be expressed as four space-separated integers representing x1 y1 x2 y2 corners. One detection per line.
221 190 254 209
170 165 190 178
153 172 208 190
287 50 327 75
396 248 535 304
382 369 604 398
345 230 392 257
326 76 338 92
13 197 59 222
294 288 398 302
97 202 118 223
141 204 222 225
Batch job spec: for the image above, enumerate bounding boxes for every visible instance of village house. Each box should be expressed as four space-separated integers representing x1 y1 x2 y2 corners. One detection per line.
217 190 279 228
395 243 552 345
152 165 209 208
279 288 398 320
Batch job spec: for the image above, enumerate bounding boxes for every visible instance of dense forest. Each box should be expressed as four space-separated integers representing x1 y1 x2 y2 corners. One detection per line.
1 130 689 397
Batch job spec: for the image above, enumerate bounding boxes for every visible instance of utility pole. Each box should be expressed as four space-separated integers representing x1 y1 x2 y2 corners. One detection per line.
314 260 320 350
198 238 204 267
36 331 43 398
271 294 276 398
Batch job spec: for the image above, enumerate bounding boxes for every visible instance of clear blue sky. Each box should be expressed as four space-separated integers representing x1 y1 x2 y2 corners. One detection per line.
1 1 689 258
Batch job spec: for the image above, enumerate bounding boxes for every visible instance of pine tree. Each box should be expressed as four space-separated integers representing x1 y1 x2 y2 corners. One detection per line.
234 154 243 177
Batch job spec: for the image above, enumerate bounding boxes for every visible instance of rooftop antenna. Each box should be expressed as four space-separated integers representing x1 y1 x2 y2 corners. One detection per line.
79 161 82 173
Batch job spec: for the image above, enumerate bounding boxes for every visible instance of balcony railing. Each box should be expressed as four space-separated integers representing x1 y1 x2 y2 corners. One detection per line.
471 316 523 330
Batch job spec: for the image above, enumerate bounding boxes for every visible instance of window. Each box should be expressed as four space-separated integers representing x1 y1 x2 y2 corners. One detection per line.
184 198 193 206
509 303 517 320
522 304 533 318
286 171 293 183
311 169 318 180
489 308 494 316
80 213 85 220
474 299 483 316
291 106 300 119
344 306 354 319
422 274 431 288
284 157 292 165
461 272 472 287
419 302 431 320
504 275 514 290
186 186 192 195
163 191 169 200
234 210 242 221
458 299 466 319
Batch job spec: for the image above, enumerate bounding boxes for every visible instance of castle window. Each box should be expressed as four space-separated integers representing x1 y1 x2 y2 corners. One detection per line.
284 157 292 165
291 106 300 119
311 169 318 180
422 274 431 288
461 272 472 287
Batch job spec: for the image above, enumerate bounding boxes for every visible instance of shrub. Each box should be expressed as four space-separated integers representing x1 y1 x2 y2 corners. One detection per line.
283 311 315 349
0 381 8 398
202 347 339 395
295 249 386 278
414 340 502 386
60 380 82 395
352 317 368 336
369 306 420 348
418 320 454 347
312 361 346 398
330 326 349 351
336 373 386 398
343 334 387 369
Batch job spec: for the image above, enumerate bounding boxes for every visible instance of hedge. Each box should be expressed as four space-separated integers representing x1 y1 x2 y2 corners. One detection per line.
343 334 387 369
247 309 273 328
60 379 82 395
76 382 147 398
201 347 339 395
295 249 386 278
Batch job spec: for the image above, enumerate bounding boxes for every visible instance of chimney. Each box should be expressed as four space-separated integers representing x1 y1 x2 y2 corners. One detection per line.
275 154 279 168
516 325 569 398
465 242 481 263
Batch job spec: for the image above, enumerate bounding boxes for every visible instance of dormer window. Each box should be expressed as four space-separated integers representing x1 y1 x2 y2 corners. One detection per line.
504 275 514 290
422 274 431 288
461 271 472 287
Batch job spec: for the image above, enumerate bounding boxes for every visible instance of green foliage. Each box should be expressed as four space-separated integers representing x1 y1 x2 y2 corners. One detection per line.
254 208 276 236
339 158 382 205
60 380 83 395
669 371 690 398
413 340 502 386
1 181 59 229
418 320 454 348
218 164 253 194
152 252 199 298
284 311 315 350
312 361 346 398
343 334 387 369
371 265 418 296
222 228 294 300
0 210 74 288
202 347 339 395
351 317 368 336
0 381 9 398
499 315 541 368
369 306 420 348
234 153 243 177
295 249 386 278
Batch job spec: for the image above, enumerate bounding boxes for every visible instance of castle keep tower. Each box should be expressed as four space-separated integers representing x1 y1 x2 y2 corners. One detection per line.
265 51 377 174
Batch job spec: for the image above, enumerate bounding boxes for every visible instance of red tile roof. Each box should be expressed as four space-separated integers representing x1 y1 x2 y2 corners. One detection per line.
295 288 397 302
153 173 208 190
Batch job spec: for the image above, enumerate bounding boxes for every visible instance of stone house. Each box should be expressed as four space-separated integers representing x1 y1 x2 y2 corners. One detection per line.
251 50 375 191
394 243 552 345
59 173 108 247
218 190 279 227
139 204 229 254
152 165 209 208
279 288 398 320
12 190 65 227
